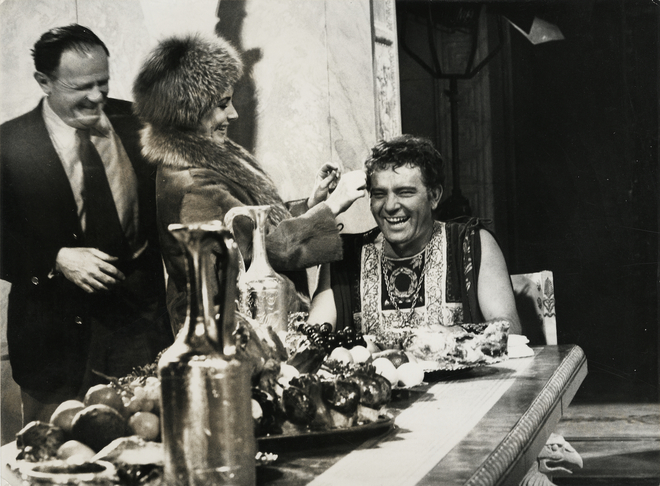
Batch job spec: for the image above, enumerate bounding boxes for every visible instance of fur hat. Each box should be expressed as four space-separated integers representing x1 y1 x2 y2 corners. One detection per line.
133 34 243 129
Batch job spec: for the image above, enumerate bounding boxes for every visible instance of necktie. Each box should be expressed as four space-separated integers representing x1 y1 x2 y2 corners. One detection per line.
77 129 130 259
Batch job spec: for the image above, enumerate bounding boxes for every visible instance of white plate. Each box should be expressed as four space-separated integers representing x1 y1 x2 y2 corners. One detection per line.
16 460 117 484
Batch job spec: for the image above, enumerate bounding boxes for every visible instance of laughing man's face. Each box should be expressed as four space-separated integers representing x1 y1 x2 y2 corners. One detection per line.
369 164 441 257
37 45 109 130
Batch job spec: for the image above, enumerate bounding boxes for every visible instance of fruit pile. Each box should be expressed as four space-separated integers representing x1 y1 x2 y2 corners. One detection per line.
250 322 427 436
295 322 368 353
16 377 162 464
15 318 430 468
287 321 427 389
268 361 393 432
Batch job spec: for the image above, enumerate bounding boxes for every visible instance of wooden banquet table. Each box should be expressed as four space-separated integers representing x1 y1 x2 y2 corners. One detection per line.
2 344 586 486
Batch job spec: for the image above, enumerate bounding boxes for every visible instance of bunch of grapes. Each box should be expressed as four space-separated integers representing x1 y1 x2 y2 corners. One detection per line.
296 323 367 354
117 376 161 416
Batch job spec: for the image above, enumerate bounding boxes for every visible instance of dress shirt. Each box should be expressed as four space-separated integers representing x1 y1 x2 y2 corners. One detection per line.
42 98 140 251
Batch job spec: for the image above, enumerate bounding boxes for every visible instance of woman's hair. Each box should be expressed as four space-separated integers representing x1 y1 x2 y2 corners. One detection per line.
133 34 243 129
365 135 445 193
32 24 109 77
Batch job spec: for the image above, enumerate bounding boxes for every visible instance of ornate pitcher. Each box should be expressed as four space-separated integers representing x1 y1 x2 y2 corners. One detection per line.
158 221 256 486
224 205 288 333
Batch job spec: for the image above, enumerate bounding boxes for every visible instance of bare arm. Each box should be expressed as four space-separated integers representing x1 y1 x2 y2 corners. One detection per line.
307 263 338 329
476 229 522 334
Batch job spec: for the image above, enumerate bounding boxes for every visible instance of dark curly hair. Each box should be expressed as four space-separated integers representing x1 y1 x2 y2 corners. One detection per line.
32 24 109 77
364 135 445 193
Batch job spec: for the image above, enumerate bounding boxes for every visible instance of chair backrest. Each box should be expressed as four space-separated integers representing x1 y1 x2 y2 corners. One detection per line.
510 270 557 345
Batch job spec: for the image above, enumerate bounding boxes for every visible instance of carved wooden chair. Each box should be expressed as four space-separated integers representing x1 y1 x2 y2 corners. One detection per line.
511 270 557 345
510 271 583 485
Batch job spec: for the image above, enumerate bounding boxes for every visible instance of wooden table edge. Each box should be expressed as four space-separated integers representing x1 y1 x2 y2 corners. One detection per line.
467 345 588 486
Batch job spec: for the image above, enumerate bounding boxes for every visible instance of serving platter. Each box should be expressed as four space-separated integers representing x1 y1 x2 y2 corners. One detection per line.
419 359 476 372
257 415 395 452
418 352 509 373
14 459 117 485
10 450 278 485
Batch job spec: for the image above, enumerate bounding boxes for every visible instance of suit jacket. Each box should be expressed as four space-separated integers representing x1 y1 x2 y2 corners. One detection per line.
0 99 172 392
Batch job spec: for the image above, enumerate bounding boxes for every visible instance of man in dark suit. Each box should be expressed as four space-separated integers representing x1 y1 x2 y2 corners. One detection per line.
0 24 172 424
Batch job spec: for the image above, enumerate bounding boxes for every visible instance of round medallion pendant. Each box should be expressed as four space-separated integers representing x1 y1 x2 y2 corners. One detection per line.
388 266 418 301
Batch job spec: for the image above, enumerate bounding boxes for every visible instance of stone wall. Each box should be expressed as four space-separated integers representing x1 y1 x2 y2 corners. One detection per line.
0 0 396 232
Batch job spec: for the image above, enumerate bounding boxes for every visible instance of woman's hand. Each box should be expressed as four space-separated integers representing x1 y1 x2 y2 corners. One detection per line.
324 170 367 216
307 163 341 209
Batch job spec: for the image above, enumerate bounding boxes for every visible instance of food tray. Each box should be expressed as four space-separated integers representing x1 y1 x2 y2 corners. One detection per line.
14 460 117 485
257 415 394 452
418 359 477 372
418 353 508 372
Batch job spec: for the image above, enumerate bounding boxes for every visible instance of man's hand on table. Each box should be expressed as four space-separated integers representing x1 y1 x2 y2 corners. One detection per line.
55 247 125 293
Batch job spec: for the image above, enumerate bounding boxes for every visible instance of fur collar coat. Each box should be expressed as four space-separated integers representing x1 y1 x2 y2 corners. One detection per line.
140 124 343 332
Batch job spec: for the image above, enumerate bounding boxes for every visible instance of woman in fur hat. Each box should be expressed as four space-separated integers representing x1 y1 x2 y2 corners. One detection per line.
133 34 366 333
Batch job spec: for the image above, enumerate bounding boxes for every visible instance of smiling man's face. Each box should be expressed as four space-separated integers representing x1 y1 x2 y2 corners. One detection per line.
369 164 441 257
36 44 109 129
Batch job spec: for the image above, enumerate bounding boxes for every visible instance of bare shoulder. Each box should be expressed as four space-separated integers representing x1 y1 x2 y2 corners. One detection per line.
476 228 508 276
478 228 505 259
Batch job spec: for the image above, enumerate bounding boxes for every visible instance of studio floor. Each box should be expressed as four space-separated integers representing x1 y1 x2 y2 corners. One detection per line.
553 402 660 486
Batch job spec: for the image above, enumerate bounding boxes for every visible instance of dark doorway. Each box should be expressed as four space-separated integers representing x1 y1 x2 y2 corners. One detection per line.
397 0 659 402
507 0 658 402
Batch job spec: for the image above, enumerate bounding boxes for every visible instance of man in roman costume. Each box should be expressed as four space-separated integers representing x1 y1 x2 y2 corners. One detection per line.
309 135 521 352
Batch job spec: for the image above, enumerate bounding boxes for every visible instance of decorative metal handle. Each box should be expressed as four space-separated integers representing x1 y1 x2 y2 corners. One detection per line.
224 205 267 234
224 205 271 269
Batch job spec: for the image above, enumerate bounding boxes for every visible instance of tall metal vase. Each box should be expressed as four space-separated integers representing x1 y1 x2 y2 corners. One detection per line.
158 221 256 486
224 205 288 333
